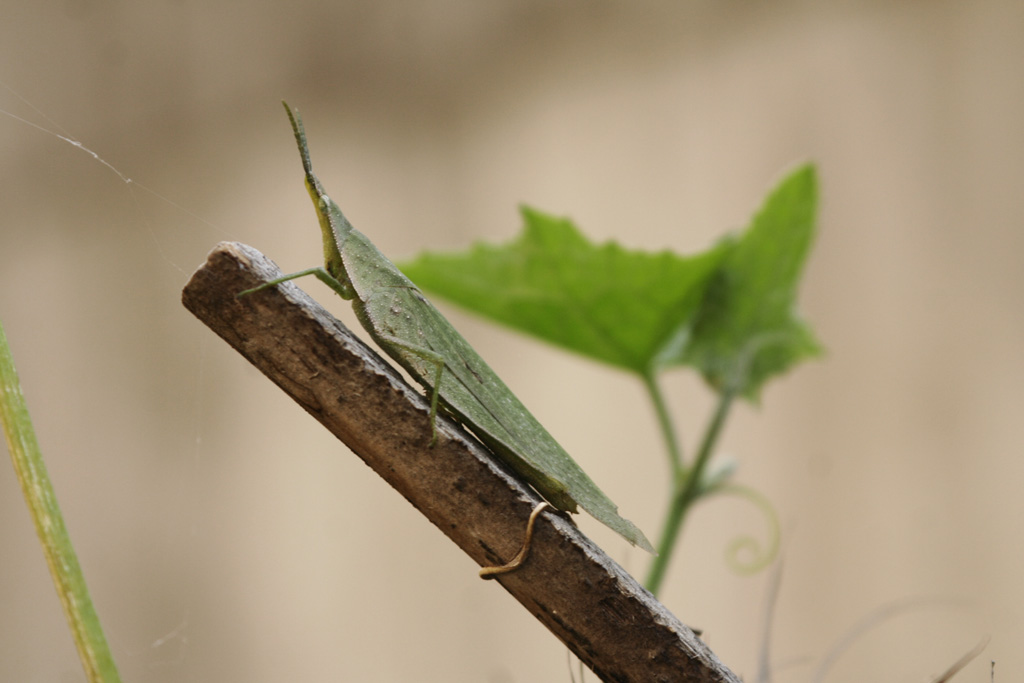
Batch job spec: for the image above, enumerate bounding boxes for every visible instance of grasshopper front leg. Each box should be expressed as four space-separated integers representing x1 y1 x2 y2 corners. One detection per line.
238 266 356 301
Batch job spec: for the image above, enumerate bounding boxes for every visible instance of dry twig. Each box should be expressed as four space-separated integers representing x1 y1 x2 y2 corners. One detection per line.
182 242 741 683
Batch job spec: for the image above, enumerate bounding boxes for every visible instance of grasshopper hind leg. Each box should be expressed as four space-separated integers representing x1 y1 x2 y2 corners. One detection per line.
373 332 446 447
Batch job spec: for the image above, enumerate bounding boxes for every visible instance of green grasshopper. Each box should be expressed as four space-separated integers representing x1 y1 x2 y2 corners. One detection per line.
243 102 654 554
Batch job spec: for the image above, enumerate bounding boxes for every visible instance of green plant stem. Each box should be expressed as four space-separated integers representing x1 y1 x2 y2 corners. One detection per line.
645 386 736 597
0 318 122 683
642 373 683 475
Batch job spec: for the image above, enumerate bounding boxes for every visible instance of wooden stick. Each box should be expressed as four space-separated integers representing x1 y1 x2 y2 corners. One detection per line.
182 241 740 683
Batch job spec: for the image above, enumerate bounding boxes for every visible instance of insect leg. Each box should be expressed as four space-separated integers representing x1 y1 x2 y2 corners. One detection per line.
237 266 355 300
374 334 446 446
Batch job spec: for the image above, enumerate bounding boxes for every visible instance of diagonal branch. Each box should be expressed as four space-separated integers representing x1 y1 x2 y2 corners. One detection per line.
182 241 740 683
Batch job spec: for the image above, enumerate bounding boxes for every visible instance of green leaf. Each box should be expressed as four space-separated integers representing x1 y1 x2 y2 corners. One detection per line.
682 164 822 399
399 207 729 376
399 164 821 399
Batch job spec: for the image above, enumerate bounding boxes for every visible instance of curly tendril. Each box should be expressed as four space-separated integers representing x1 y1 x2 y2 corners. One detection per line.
716 484 781 575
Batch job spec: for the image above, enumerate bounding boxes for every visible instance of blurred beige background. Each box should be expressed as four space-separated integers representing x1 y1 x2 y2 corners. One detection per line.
1 2 1020 681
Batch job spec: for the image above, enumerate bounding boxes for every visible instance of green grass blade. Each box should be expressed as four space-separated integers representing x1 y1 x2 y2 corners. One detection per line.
0 318 122 683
